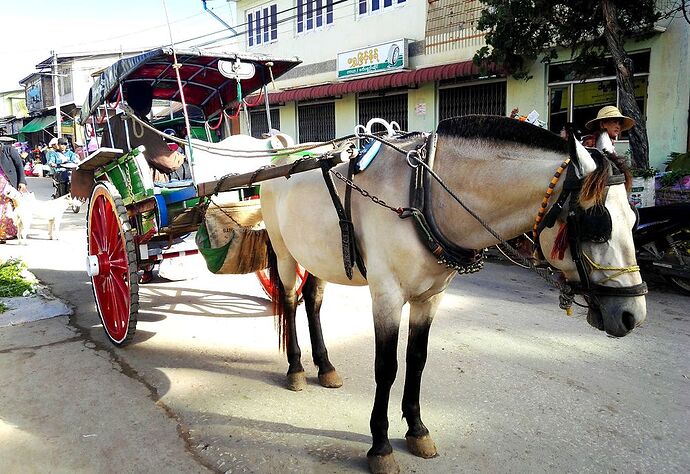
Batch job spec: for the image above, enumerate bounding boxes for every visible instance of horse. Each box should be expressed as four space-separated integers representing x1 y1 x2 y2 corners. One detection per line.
259 115 647 474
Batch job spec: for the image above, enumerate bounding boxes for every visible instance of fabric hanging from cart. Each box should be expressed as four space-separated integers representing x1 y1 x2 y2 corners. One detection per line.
195 199 269 274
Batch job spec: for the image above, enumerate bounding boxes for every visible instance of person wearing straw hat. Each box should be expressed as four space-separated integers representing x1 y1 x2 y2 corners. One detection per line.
585 105 635 156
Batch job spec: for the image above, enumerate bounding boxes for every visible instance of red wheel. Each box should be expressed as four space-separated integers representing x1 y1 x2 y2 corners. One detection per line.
256 265 308 302
87 182 139 346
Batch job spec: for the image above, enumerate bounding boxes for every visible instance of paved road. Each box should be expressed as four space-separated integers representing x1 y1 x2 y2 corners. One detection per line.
2 176 688 473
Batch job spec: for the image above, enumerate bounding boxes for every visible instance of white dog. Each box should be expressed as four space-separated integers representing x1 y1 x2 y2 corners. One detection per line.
14 193 72 242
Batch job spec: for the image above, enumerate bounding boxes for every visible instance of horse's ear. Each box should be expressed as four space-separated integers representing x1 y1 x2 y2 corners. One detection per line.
565 122 597 177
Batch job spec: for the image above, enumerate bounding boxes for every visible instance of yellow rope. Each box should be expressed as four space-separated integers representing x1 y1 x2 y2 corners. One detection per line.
582 252 640 283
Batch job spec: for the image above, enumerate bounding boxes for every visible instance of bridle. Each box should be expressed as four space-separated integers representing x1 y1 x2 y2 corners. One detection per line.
533 150 648 302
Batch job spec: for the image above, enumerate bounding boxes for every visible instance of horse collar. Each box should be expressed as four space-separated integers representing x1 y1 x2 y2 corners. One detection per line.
406 132 484 274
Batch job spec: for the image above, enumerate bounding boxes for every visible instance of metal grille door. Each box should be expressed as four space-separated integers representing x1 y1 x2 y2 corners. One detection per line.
359 94 408 133
298 102 335 142
438 82 506 121
249 108 280 138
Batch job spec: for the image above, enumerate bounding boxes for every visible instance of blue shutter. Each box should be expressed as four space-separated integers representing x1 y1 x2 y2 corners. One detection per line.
270 5 277 40
316 0 323 28
297 0 304 33
306 1 313 30
255 11 261 44
326 0 333 24
384 0 392 7
248 12 254 46
372 0 380 11
359 0 367 15
263 7 269 43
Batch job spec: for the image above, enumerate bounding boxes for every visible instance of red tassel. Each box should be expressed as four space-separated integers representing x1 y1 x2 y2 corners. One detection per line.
551 223 569 260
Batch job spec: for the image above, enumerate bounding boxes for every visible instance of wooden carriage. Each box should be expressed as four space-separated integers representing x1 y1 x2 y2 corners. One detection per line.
76 48 340 346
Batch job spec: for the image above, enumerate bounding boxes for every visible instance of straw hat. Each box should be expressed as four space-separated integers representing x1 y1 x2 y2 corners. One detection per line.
585 105 635 131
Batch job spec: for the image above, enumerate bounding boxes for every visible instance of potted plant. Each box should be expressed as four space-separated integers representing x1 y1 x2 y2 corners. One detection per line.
629 166 657 208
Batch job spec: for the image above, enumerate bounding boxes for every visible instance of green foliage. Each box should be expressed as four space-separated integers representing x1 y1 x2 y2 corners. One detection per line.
630 167 657 179
660 169 690 187
474 0 661 80
665 151 690 171
0 258 37 298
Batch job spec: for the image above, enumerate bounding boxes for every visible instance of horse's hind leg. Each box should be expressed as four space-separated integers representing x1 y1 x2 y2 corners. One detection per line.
402 295 442 459
267 239 306 391
302 274 342 388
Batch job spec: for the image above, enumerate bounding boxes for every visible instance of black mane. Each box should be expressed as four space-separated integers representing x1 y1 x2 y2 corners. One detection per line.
437 115 567 153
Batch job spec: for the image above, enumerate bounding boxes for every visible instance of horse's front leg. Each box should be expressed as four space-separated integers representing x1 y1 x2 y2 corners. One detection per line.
402 294 442 459
303 274 343 388
367 289 404 474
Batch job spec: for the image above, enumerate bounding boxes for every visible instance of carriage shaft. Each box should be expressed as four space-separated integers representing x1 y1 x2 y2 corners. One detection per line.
195 153 350 197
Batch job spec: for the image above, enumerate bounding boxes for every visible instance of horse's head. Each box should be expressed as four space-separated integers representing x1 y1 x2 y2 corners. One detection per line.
537 135 647 337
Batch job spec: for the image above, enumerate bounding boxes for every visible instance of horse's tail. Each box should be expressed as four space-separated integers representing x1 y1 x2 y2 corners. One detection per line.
266 240 288 352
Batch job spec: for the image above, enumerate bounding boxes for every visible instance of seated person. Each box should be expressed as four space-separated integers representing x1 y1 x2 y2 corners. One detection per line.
100 81 184 177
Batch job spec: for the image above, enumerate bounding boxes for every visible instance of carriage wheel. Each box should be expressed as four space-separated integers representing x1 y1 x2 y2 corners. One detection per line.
86 182 139 346
256 265 308 302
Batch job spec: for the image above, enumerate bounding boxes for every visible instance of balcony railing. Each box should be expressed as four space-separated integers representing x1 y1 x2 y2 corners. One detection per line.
425 0 486 54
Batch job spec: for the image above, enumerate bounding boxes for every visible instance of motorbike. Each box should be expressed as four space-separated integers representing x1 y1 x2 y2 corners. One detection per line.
51 162 81 213
634 202 690 295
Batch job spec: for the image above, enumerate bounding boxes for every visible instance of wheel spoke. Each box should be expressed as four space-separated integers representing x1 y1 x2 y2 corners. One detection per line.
104 276 121 334
111 273 130 332
90 197 107 253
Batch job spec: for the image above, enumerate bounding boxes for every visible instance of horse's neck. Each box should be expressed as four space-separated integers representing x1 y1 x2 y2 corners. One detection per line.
431 137 568 249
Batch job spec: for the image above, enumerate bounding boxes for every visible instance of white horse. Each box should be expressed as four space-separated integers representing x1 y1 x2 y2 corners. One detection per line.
259 115 646 473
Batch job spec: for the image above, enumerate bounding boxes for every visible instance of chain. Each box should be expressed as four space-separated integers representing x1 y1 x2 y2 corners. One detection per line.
330 169 404 215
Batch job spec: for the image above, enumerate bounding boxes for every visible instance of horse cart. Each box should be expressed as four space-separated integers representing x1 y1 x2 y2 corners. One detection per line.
74 48 349 346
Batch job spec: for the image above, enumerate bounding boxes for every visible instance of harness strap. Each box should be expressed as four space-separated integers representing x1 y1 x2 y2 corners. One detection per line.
319 160 365 280
407 133 484 273
345 158 367 278
533 158 570 240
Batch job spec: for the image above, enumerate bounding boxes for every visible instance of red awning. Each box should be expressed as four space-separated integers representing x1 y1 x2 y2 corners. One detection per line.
253 60 502 106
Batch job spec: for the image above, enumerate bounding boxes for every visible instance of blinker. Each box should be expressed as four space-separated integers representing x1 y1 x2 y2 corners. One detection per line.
573 205 612 243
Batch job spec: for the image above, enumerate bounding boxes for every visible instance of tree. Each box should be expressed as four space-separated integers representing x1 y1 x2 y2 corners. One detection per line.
474 0 663 169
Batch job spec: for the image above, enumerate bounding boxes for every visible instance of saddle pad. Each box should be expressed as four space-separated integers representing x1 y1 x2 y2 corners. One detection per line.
356 140 382 173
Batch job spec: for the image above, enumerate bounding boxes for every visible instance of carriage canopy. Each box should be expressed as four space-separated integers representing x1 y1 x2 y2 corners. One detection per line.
78 47 301 124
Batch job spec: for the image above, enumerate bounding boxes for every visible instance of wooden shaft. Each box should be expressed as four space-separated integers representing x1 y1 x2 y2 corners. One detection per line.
196 151 353 197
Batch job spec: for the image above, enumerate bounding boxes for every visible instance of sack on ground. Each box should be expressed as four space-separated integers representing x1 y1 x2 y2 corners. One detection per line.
196 199 269 274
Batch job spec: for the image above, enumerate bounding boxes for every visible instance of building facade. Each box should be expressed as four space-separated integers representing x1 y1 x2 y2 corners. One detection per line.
230 0 689 170
18 50 147 145
0 89 28 136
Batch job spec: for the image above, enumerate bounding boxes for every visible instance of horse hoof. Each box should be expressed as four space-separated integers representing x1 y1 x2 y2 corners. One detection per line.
318 370 343 388
286 371 306 391
367 453 400 474
405 435 438 459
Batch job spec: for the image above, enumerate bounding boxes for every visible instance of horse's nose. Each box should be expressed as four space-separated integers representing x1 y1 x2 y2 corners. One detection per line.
622 311 636 332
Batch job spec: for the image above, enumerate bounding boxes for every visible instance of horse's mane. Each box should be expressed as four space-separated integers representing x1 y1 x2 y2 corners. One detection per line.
579 148 632 207
437 115 567 153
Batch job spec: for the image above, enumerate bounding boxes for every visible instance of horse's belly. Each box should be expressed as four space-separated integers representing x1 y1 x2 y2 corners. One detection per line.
271 172 367 286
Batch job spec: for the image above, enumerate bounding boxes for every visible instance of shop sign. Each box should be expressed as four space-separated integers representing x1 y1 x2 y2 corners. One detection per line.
26 78 44 113
337 39 408 79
